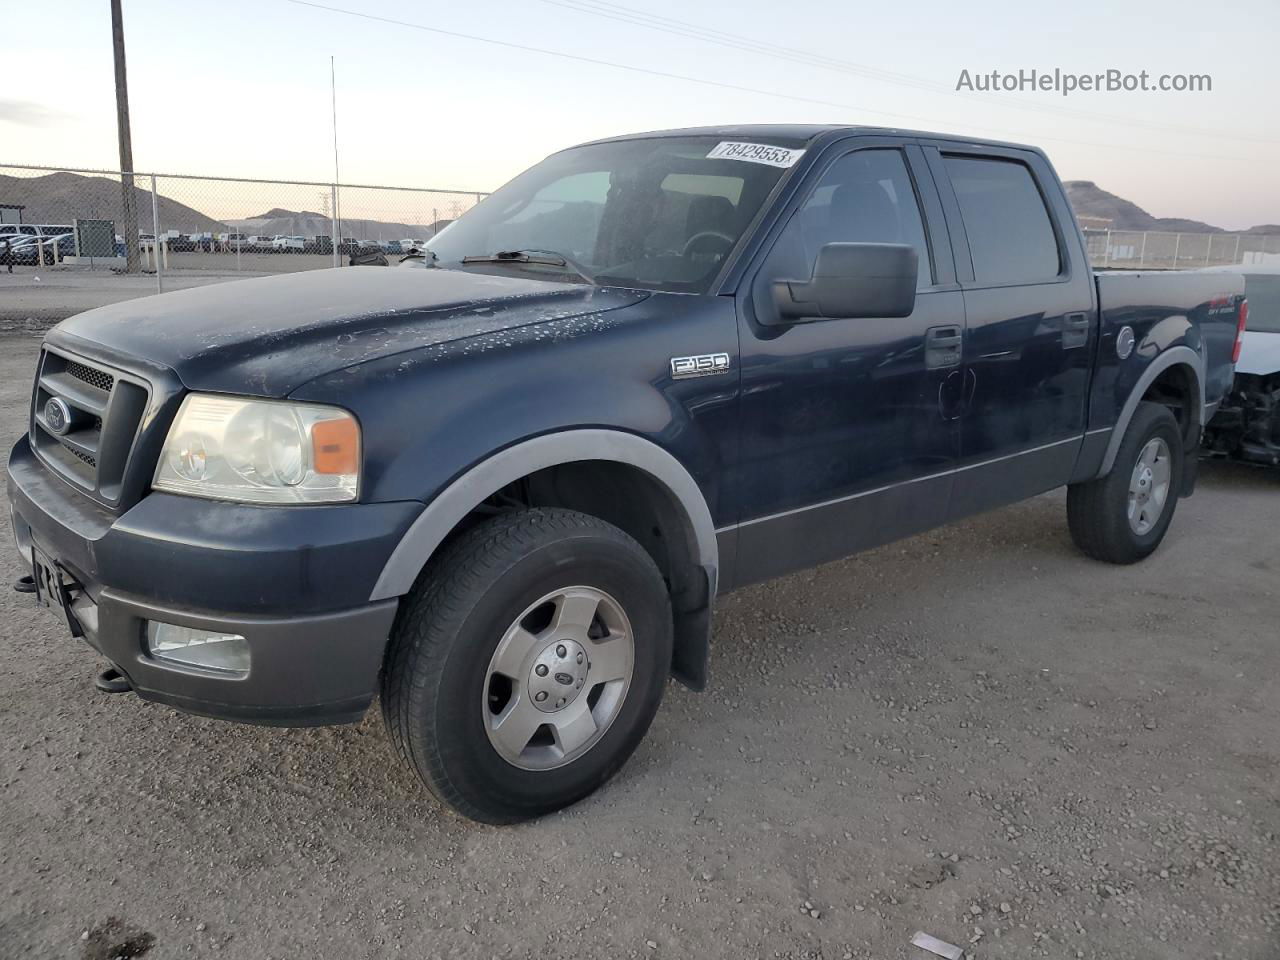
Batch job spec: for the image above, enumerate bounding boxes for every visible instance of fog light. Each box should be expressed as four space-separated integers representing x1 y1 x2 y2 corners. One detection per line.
146 621 249 675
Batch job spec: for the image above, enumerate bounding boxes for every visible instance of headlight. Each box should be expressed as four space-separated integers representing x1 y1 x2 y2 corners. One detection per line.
154 395 360 504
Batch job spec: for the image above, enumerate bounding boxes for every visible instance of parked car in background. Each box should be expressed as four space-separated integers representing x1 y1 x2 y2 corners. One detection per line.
8 233 74 265
0 224 40 240
271 236 307 253
1203 264 1280 466
246 236 272 251
35 224 74 238
218 233 250 251
382 240 403 255
400 238 429 252
308 235 334 255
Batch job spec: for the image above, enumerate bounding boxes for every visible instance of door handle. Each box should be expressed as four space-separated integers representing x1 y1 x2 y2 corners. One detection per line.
1063 312 1090 350
925 325 963 369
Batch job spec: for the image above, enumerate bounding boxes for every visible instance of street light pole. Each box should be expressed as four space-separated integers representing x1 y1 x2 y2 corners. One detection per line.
111 0 141 273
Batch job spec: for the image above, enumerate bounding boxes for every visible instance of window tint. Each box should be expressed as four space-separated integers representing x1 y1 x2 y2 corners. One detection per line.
768 149 932 289
944 156 1061 284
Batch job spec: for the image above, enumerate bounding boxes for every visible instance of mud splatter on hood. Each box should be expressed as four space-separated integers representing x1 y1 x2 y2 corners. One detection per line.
50 267 649 396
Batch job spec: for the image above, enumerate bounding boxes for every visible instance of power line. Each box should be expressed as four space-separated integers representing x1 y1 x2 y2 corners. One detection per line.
282 0 1251 163
531 0 1276 146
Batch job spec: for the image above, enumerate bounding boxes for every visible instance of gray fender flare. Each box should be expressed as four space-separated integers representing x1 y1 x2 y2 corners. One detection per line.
369 429 719 601
1096 344 1205 478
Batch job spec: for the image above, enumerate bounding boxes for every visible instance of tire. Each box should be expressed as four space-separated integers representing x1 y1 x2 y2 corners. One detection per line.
1067 401 1184 564
381 508 673 824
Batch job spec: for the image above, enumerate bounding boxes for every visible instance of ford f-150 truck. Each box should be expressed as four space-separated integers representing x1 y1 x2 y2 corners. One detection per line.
8 125 1246 823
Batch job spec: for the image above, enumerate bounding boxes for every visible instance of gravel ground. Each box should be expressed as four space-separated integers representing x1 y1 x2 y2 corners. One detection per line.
0 256 340 322
0 331 1276 960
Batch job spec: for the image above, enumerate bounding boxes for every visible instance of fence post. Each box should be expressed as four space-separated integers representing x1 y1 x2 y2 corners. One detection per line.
150 173 163 294
1138 232 1147 268
1233 235 1241 264
330 184 339 268
334 183 343 267
1172 233 1181 269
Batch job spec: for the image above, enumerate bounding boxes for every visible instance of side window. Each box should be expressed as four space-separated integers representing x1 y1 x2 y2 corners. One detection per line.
943 156 1061 284
768 149 933 289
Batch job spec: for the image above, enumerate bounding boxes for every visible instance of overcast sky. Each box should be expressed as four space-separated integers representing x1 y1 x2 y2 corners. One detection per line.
4 0 1277 229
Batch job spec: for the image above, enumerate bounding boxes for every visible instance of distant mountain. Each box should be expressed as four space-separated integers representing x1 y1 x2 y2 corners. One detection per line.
1247 224 1280 235
1064 180 1223 233
229 208 451 242
0 171 225 233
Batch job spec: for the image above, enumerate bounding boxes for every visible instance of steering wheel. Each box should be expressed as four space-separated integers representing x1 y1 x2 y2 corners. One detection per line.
681 230 735 258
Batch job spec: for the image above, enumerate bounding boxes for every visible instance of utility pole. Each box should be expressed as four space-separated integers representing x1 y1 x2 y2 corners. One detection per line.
111 0 141 273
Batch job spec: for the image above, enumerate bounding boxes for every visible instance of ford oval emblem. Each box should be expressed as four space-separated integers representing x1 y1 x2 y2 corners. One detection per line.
44 397 72 435
1116 326 1136 360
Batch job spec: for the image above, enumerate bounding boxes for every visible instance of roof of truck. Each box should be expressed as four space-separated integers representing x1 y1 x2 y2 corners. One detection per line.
580 124 1040 154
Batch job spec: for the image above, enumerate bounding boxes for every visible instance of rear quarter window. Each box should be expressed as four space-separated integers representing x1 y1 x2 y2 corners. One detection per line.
944 155 1062 285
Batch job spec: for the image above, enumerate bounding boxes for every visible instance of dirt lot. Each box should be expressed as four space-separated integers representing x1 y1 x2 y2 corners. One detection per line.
0 331 1276 960
0 254 337 323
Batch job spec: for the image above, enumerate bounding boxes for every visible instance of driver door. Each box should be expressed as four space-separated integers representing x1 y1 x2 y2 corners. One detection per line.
730 140 965 585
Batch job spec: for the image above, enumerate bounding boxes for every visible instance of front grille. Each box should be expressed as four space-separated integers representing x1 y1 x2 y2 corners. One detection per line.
65 360 116 393
31 348 150 504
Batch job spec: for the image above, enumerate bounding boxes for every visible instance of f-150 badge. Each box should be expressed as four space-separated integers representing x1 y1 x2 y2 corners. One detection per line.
670 353 731 379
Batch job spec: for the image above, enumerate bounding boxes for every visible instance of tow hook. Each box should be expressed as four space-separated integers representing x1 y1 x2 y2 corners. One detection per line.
13 575 35 594
94 666 132 694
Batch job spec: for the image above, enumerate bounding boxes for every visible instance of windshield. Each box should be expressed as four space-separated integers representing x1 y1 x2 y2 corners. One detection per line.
425 135 807 293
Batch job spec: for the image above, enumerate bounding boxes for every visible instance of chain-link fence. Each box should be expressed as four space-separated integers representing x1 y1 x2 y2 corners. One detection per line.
4 163 1279 285
1082 228 1280 270
0 164 487 286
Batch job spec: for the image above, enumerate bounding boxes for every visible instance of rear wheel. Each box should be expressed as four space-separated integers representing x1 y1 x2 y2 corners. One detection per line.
381 508 672 824
1067 401 1183 564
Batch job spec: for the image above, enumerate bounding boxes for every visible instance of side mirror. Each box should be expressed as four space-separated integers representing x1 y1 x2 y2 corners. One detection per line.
350 250 389 267
771 242 918 323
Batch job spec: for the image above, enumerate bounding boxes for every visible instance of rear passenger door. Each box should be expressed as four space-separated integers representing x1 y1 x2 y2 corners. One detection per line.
924 144 1096 517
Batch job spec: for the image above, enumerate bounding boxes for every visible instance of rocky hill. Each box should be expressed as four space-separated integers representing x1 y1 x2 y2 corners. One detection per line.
0 171 225 233
1063 180 1227 232
227 208 450 242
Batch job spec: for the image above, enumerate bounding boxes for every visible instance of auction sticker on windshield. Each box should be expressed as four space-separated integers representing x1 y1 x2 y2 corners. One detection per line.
706 142 804 168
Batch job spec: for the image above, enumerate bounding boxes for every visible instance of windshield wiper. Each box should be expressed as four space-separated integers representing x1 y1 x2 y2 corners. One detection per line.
460 249 596 284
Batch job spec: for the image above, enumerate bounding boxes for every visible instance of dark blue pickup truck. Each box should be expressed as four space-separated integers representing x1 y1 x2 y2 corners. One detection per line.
8 125 1246 822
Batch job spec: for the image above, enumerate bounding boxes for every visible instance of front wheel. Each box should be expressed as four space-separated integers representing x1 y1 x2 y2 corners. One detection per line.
1067 401 1184 564
381 508 673 824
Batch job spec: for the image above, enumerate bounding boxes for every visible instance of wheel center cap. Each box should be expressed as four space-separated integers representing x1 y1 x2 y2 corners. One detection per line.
529 638 588 713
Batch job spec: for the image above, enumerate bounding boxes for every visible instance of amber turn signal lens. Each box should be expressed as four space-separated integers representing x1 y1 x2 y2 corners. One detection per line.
311 417 360 475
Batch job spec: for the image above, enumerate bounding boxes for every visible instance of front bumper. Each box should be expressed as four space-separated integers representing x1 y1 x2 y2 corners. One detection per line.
8 434 419 725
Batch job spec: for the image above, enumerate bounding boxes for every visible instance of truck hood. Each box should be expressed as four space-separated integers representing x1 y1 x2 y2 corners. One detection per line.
51 266 648 396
